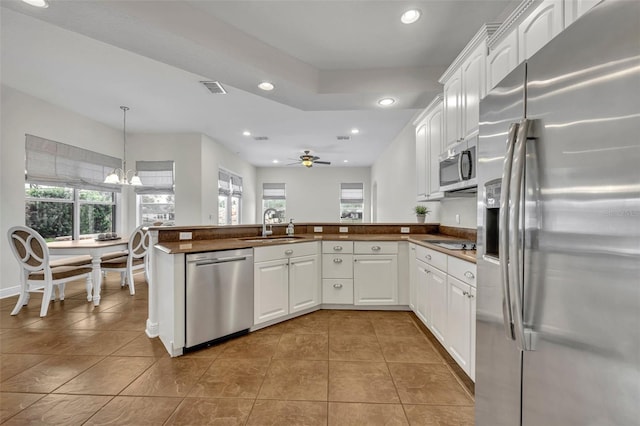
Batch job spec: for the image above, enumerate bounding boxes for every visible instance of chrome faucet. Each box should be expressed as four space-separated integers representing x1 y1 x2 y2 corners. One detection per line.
262 208 278 237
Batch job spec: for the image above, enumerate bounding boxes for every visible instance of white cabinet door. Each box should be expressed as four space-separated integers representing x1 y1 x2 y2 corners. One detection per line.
415 122 428 201
443 71 463 147
470 285 476 382
565 0 600 27
415 259 430 326
427 264 448 345
353 255 398 305
462 42 486 137
427 105 444 196
289 254 320 313
518 0 564 62
254 259 289 325
447 275 472 376
487 31 519 91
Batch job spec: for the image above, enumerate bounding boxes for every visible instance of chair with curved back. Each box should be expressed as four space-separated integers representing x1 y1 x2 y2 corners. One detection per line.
100 225 150 295
7 225 93 317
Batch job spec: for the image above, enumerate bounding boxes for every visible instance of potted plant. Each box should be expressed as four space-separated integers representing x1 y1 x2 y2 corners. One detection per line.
414 205 430 223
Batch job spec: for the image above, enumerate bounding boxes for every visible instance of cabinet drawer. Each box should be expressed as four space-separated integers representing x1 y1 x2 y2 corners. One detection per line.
322 279 354 304
254 241 319 263
416 245 447 272
322 254 353 278
322 241 354 254
354 241 398 255
448 256 477 288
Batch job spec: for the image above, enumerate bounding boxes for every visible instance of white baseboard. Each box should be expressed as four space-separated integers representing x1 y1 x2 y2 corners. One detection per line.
0 285 20 299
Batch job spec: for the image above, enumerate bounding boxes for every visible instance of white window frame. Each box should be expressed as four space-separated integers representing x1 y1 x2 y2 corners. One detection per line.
218 169 243 225
339 182 364 223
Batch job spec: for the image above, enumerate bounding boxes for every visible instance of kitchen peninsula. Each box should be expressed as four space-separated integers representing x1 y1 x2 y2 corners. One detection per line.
146 223 477 378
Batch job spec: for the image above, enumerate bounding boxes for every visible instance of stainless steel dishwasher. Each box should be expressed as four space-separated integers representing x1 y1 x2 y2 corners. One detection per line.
185 248 254 350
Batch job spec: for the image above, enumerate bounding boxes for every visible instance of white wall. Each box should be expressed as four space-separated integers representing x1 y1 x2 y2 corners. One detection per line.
1 86 123 294
201 134 257 225
256 167 371 223
370 118 441 223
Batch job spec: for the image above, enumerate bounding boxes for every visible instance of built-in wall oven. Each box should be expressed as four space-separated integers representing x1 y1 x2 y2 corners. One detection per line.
439 136 477 192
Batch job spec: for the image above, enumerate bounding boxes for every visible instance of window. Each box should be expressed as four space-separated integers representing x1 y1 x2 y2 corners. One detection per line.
218 169 243 225
340 182 364 223
24 135 120 241
135 161 175 226
262 183 286 223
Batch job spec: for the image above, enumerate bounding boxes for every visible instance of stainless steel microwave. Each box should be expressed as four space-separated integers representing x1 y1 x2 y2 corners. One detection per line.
439 137 477 192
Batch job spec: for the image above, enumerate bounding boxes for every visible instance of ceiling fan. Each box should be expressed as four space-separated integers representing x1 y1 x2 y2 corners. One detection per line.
288 150 331 168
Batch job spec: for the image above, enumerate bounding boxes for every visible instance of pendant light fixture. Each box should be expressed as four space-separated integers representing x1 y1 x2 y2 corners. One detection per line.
104 106 142 186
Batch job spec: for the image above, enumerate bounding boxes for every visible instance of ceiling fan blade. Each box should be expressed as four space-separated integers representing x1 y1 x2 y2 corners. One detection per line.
284 161 300 166
314 161 331 165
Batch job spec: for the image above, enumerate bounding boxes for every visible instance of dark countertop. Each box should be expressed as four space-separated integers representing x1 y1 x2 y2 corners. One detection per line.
155 233 477 263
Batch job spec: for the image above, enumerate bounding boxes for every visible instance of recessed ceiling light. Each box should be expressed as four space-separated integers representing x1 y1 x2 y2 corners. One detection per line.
258 81 275 91
21 0 49 7
272 159 279 164
242 130 251 136
351 128 360 134
401 9 421 24
378 97 396 107
343 160 349 163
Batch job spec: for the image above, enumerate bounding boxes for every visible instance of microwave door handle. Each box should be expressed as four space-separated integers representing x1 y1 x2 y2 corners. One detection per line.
457 150 464 181
500 122 519 340
461 150 472 180
508 118 534 352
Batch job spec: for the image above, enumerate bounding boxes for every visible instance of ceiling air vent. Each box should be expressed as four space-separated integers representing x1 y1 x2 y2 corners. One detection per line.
254 136 269 141
337 136 351 141
200 81 227 95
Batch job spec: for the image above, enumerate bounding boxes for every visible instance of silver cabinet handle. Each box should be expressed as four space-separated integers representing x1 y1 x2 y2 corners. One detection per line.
424 269 430 274
464 271 475 279
333 258 343 264
333 283 343 289
333 246 343 251
284 249 293 255
463 291 469 296
371 246 381 251
468 293 475 299
425 254 432 260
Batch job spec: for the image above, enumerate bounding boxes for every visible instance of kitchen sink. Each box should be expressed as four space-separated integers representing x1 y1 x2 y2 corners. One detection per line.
239 236 306 243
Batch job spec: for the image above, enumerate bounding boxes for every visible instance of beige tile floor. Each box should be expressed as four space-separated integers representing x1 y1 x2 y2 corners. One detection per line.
0 274 474 425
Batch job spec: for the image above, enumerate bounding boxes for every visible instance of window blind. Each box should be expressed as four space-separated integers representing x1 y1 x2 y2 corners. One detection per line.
263 183 286 200
340 182 364 203
25 134 122 192
134 160 175 194
231 175 243 197
218 169 243 197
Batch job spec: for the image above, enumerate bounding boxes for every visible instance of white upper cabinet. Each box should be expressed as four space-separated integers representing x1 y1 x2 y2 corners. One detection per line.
440 24 498 146
518 0 564 63
487 30 519 91
564 0 600 27
443 71 464 147
414 96 444 201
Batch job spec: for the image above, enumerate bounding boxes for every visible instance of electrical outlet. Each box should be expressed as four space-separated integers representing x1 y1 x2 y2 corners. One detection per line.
339 227 349 233
455 214 461 224
179 232 192 240
400 227 410 233
314 226 323 232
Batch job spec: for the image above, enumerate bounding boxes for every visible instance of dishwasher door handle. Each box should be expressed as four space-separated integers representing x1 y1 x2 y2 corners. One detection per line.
193 256 247 267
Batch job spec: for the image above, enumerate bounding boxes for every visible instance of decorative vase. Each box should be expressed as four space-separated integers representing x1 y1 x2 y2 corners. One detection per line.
416 214 426 223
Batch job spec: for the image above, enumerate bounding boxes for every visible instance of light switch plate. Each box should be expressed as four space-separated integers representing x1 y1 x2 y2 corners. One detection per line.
400 227 410 233
339 227 349 233
314 226 323 232
179 232 192 240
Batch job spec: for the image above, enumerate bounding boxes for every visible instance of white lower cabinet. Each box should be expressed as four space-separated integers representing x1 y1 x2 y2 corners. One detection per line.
254 242 320 325
322 279 354 304
254 258 289 324
411 244 477 380
353 242 398 305
409 244 417 311
289 254 320 313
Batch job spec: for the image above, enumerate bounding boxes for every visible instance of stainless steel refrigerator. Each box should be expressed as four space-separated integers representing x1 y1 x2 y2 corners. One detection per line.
476 1 640 425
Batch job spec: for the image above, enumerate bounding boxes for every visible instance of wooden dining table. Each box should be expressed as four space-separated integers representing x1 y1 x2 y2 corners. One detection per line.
48 238 129 306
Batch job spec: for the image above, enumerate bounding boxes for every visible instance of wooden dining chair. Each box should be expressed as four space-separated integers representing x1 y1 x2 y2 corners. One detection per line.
7 226 93 317
100 225 150 295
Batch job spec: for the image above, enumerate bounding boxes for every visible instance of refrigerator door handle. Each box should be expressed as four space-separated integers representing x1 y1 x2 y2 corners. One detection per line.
499 122 519 340
508 118 534 351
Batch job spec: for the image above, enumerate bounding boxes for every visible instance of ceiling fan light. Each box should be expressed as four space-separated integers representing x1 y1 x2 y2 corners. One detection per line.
302 159 313 167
